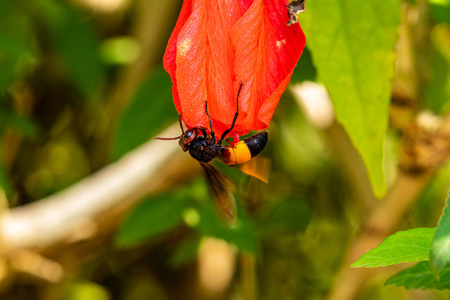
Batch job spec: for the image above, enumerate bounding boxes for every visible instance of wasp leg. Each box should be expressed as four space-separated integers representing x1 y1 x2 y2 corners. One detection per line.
204 101 216 142
198 127 208 138
218 82 243 145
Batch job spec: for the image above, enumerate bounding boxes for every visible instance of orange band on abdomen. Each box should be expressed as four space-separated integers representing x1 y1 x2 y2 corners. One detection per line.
223 141 252 165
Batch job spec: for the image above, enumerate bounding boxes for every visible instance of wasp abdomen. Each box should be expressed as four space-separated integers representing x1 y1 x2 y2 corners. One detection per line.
222 131 268 166
245 131 268 157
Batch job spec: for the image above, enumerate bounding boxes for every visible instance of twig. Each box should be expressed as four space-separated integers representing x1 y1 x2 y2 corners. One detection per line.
0 123 188 254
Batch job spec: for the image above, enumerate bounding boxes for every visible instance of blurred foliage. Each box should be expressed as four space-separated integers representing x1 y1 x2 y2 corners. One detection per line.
111 67 176 161
386 262 450 290
429 0 450 25
63 281 111 300
426 24 450 113
116 189 188 248
291 45 316 83
32 0 105 100
430 192 450 279
0 0 449 300
352 188 450 290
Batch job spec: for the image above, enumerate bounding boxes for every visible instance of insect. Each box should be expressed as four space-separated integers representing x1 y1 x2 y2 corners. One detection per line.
154 83 269 224
286 0 305 26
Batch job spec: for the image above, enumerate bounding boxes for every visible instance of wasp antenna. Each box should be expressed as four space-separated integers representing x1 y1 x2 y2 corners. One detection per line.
178 115 185 135
153 135 182 141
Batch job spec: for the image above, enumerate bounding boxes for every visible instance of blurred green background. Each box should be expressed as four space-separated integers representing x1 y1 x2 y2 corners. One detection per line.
0 0 449 299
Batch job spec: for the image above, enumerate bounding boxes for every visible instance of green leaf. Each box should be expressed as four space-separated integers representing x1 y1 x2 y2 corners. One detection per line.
429 0 450 25
430 191 450 279
386 261 450 290
351 228 436 268
299 0 402 197
35 0 104 99
115 192 187 248
111 67 176 160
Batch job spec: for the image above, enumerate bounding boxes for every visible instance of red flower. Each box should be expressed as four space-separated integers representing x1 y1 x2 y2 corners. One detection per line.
163 0 305 139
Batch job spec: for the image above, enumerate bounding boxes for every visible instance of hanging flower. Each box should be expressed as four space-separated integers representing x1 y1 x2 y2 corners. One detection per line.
163 0 305 139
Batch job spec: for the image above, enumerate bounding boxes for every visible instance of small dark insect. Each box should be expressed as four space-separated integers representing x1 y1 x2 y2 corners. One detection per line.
154 83 269 225
286 0 305 26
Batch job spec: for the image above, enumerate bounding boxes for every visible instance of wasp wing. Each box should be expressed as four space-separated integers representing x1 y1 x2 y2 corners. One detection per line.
200 162 237 225
235 156 271 183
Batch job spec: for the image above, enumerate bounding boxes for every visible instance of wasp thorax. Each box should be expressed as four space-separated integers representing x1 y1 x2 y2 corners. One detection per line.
188 138 222 163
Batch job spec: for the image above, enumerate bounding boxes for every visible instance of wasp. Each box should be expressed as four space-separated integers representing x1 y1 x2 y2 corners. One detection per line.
155 83 269 224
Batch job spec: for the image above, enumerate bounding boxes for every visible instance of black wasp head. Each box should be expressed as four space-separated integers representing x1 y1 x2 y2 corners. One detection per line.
179 128 198 152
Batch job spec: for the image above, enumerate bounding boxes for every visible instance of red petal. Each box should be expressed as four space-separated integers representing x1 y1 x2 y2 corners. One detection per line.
163 0 193 115
164 0 305 138
230 0 305 134
170 0 244 136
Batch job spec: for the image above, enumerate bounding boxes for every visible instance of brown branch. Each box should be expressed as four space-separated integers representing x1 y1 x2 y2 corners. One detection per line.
0 123 193 255
0 0 188 292
0 122 205 292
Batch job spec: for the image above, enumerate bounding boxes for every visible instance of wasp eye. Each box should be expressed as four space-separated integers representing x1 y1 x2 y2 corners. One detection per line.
182 129 197 145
